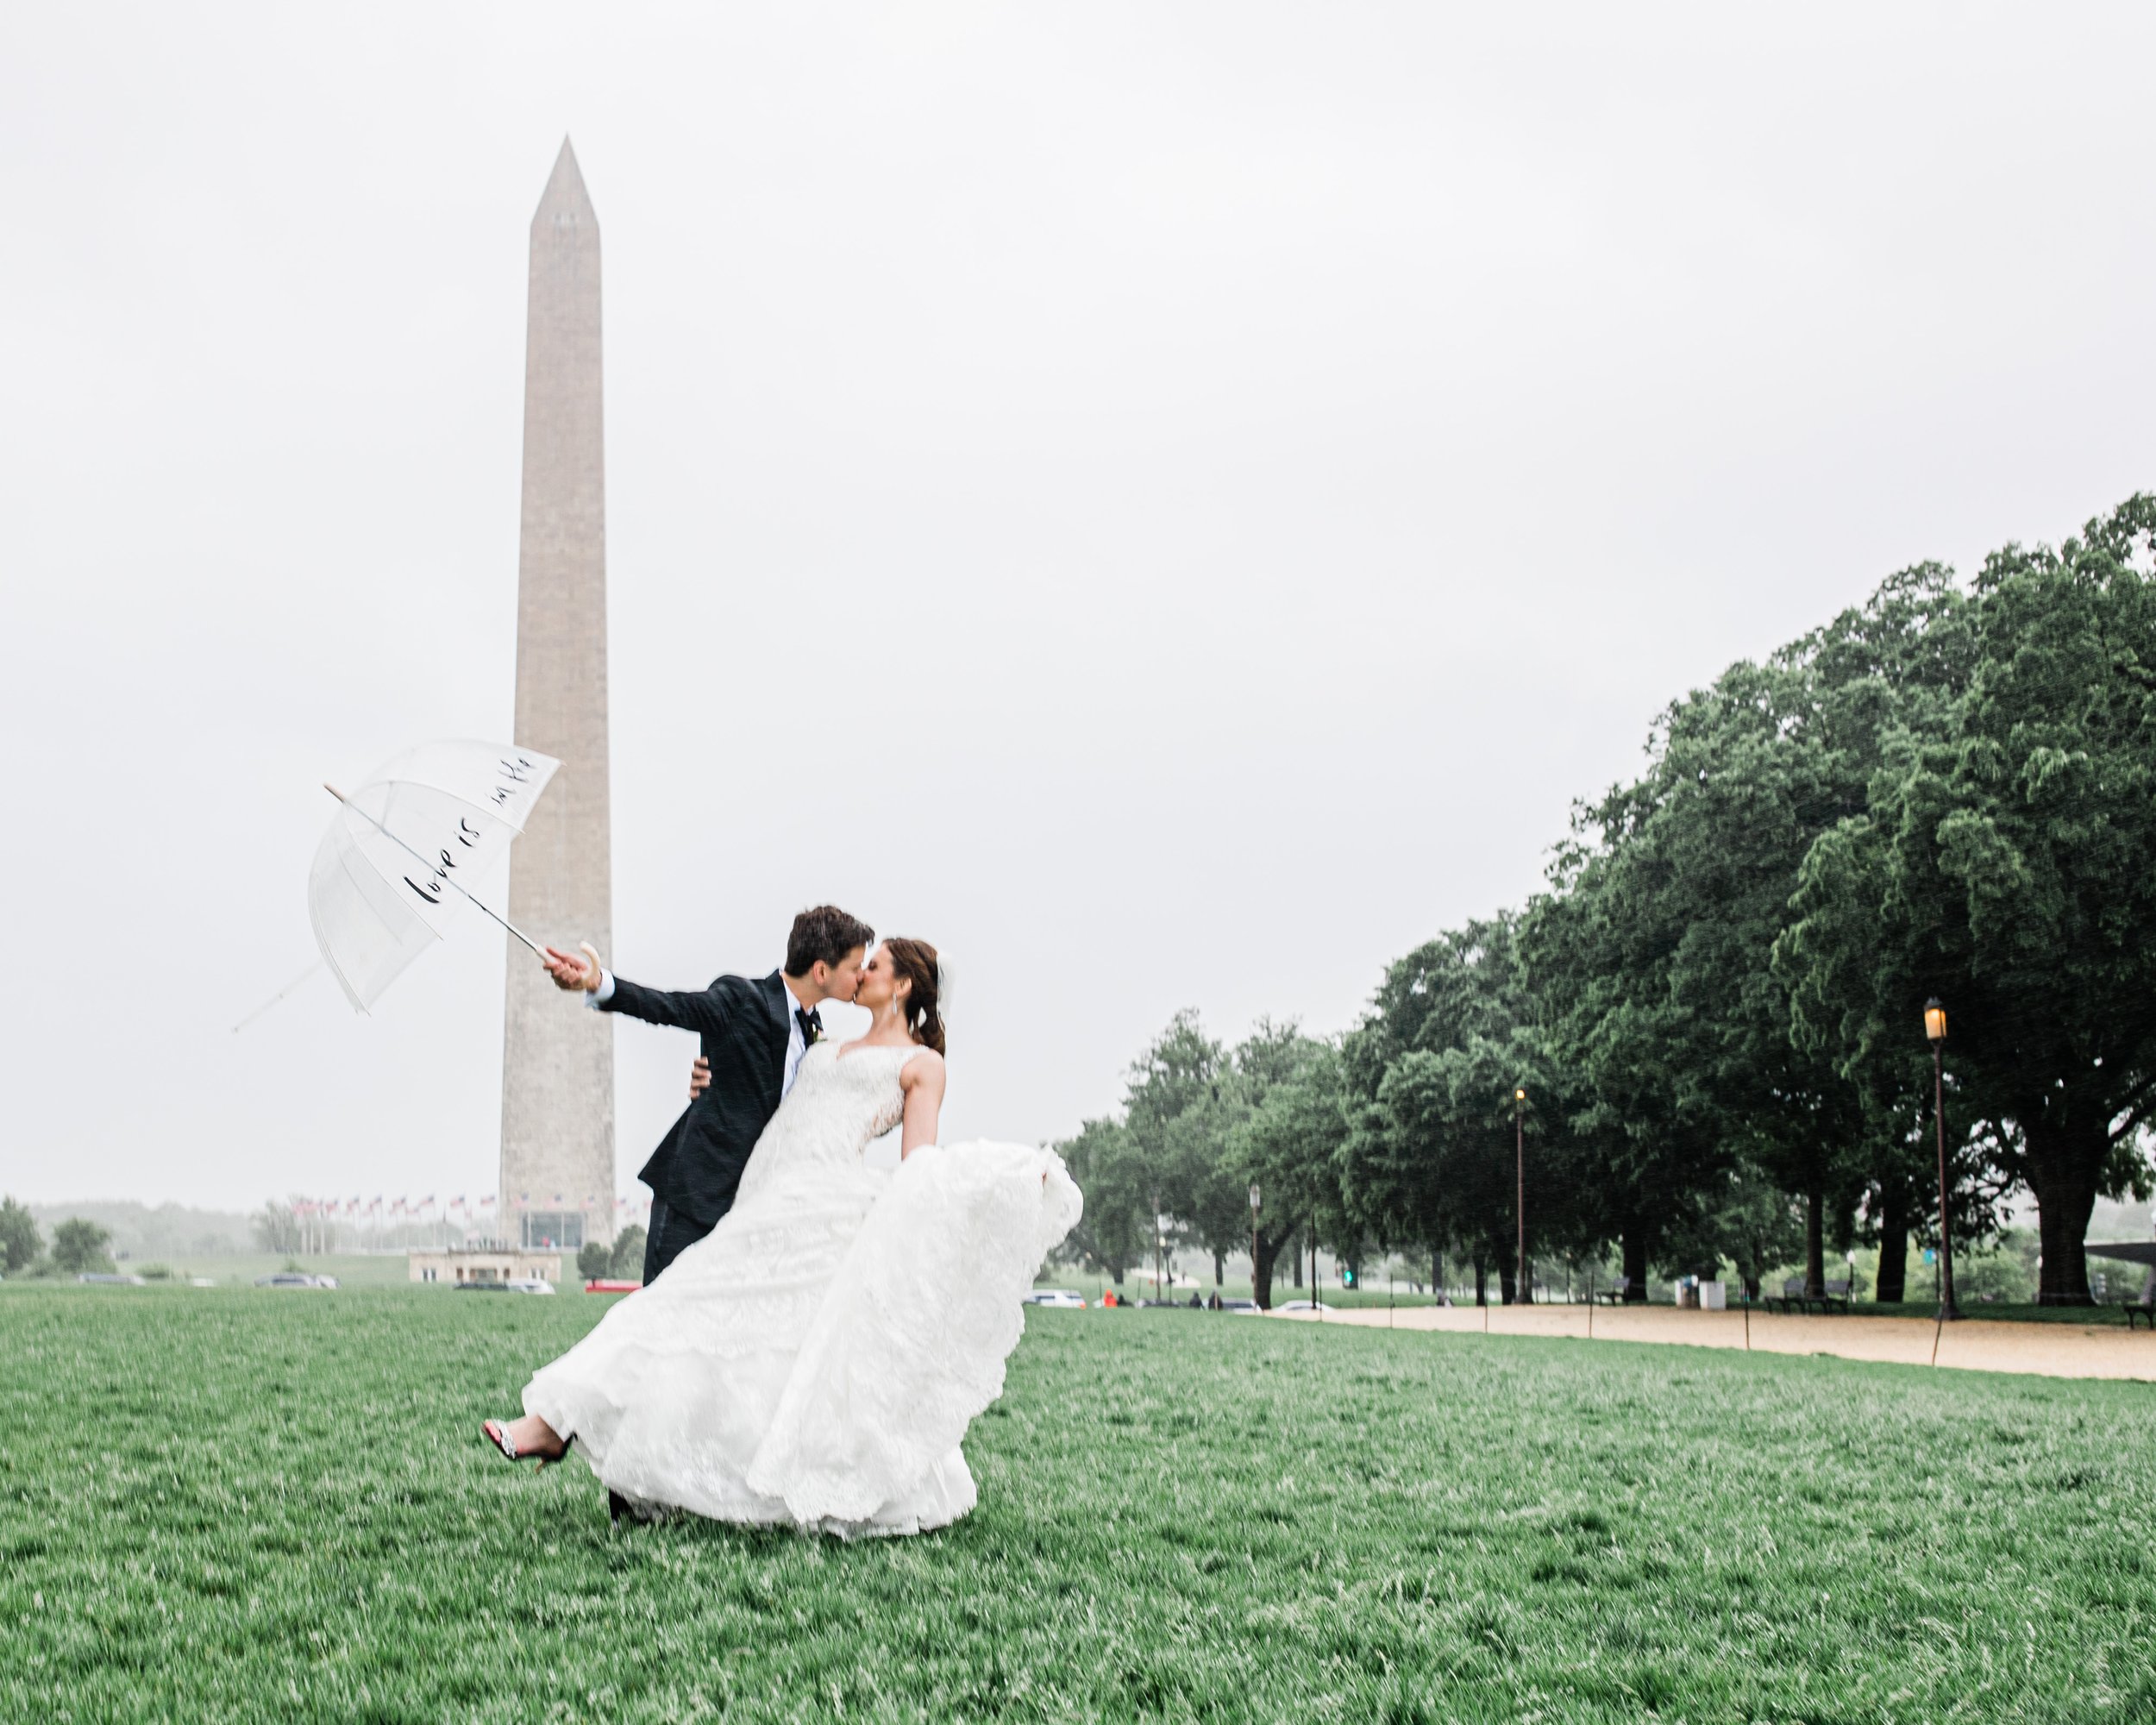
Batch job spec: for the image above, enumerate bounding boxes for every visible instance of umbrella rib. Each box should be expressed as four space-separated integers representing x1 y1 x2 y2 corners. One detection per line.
323 783 543 956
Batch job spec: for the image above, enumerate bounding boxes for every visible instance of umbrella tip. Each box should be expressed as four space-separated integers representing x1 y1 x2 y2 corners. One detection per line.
323 782 346 801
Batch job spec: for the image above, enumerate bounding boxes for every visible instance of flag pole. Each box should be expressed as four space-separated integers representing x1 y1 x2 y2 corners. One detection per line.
323 784 545 956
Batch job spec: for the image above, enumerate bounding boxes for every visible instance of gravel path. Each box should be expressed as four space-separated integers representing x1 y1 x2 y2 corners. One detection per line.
1272 1300 2156 1379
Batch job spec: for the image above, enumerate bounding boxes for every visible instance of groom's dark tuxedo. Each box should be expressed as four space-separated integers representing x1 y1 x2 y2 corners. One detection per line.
598 969 810 1283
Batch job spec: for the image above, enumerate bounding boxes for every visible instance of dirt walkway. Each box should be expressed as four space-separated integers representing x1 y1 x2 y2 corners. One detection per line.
1269 1302 2156 1381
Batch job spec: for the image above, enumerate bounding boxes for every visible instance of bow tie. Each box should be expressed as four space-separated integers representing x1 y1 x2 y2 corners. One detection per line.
794 1006 823 1045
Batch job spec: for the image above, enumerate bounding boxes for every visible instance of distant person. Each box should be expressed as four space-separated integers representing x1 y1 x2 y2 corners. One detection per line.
481 937 1083 1540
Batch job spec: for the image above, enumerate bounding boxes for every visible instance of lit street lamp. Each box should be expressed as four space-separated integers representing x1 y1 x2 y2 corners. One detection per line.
1514 1086 1527 1306
1925 998 1963 1323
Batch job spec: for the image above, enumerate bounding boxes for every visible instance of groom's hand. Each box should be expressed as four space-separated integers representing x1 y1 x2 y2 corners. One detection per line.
688 1056 711 1101
542 944 601 992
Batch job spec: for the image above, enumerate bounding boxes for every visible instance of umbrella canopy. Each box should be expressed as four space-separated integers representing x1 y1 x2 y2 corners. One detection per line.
308 740 560 1011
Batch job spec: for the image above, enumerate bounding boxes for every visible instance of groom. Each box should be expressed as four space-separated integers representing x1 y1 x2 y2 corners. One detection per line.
541 905 874 1286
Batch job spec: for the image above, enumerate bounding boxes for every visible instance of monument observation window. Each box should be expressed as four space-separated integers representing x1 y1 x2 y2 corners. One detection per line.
522 1212 584 1251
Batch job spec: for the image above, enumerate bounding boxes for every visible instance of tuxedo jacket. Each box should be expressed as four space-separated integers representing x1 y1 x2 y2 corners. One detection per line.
601 969 793 1226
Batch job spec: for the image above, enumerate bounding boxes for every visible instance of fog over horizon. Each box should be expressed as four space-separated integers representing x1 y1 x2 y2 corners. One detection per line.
8 5 2156 1212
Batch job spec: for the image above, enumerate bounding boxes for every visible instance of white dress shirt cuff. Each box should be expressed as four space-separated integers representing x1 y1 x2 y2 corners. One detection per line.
586 969 615 1007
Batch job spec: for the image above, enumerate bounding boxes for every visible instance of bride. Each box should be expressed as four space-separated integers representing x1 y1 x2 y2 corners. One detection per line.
480 937 1082 1536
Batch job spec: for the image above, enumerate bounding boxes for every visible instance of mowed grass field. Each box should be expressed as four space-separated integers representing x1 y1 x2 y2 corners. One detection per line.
3 1290 2151 1724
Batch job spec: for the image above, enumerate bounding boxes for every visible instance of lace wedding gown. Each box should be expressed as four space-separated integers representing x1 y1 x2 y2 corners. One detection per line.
523 1040 1082 1536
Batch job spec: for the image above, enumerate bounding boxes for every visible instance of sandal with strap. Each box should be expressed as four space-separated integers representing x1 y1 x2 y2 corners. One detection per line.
481 1417 567 1469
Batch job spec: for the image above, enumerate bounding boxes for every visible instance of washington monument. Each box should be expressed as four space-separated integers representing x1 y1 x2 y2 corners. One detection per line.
499 138 614 1251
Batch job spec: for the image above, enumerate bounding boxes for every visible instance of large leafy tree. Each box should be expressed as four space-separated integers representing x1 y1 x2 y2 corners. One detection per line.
1783 498 2156 1302
1225 1028 1348 1308
1056 1118 1151 1284
1525 836 1732 1298
1340 916 1594 1303
0 1196 41 1275
1124 1013 1250 1285
50 1218 114 1276
1524 561 1977 1298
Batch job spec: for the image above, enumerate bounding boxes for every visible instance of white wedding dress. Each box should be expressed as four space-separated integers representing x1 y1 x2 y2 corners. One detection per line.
523 1040 1082 1536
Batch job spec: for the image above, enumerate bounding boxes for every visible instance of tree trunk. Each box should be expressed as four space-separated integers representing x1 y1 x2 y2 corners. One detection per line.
1804 1184 1826 1297
1495 1235 1519 1305
1213 1250 1224 1287
1621 1227 1648 1302
1112 1266 1125 1286
1875 1176 1910 1304
2023 1120 2103 1307
1473 1251 1488 1307
1291 1232 1304 1289
1251 1222 1296 1311
1432 1248 1442 1300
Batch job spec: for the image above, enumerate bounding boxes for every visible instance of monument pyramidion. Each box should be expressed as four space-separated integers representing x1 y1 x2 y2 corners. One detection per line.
498 138 616 1254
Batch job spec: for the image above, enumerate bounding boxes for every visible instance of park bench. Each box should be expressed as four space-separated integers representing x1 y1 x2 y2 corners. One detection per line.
2125 1271 2155 1332
1593 1276 1633 1305
1764 1276 1808 1314
1810 1277 1852 1314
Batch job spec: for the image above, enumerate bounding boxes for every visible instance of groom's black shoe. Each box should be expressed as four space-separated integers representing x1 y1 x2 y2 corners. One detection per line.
609 1490 631 1526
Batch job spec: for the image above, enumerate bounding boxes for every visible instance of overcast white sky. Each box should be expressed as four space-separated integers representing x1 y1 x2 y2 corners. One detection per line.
6 3 2155 1211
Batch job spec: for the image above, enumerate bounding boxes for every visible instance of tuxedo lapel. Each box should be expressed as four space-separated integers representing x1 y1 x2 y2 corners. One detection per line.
759 970 790 1087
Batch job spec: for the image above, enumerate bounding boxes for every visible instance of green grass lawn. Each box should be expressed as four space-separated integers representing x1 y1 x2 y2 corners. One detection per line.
3 1288 2150 1722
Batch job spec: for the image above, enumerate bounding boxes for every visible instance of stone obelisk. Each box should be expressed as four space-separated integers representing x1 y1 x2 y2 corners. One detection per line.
498 138 614 1251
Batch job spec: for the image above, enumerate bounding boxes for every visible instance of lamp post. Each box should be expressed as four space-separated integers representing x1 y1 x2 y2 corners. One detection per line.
1514 1086 1527 1307
1249 1183 1262 1310
1925 998 1963 1323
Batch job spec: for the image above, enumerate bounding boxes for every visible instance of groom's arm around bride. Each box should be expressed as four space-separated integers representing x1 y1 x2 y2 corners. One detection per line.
537 907 873 1285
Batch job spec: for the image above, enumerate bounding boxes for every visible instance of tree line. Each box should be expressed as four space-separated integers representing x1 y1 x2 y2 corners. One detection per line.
1062 497 2156 1308
0 1198 116 1279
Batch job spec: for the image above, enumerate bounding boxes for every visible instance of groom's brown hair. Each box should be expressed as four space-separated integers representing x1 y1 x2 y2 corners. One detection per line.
786 906 874 975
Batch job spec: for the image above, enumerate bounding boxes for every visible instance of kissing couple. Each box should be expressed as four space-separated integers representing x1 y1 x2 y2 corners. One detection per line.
482 906 1082 1536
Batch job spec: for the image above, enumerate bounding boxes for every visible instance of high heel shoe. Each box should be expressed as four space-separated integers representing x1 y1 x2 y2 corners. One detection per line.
481 1418 568 1469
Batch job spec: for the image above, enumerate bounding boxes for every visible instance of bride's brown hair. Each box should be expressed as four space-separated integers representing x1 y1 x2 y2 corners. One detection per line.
882 938 945 1055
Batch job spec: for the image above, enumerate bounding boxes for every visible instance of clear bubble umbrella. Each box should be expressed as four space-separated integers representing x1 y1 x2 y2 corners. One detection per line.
308 739 561 1012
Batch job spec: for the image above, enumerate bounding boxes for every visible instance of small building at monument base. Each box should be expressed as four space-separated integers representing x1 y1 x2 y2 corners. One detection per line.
408 1245 562 1285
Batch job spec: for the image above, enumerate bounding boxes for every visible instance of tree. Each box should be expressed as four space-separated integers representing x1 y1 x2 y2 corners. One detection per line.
252 1201 303 1255
1226 1031 1348 1308
1338 916 1601 1304
50 1218 114 1276
1124 1012 1242 1286
1783 498 2156 1303
610 1225 647 1280
1658 1164 1805 1295
1057 1118 1150 1283
577 1241 612 1280
0 1196 41 1275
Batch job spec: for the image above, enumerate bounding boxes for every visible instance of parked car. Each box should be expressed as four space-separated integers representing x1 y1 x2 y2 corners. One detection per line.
505 1278 556 1295
1023 1289 1087 1308
1219 1298 1262 1315
78 1272 147 1286
1271 1299 1335 1314
253 1273 332 1289
454 1281 512 1293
